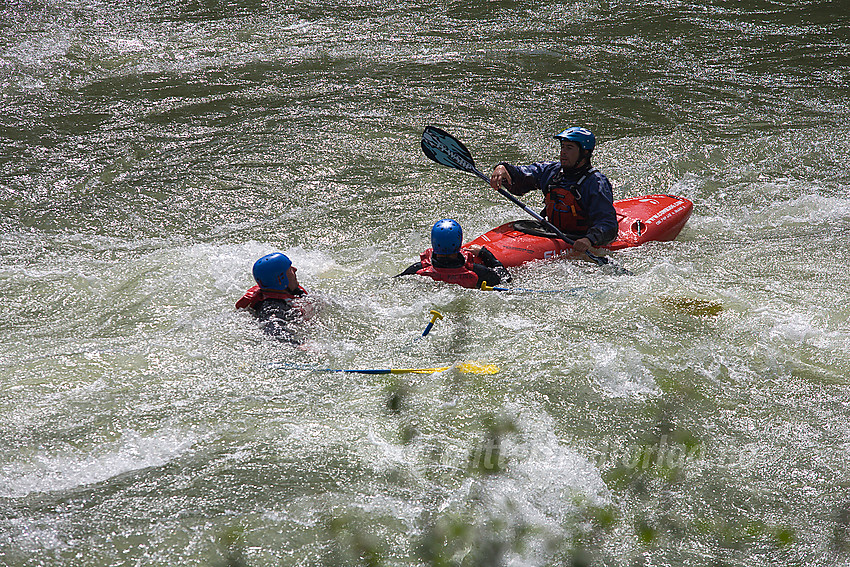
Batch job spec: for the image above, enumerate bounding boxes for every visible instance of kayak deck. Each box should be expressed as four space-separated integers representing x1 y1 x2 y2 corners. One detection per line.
465 194 693 267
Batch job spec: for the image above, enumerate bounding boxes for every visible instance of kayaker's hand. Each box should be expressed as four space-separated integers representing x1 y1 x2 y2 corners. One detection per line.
490 165 512 191
466 244 482 256
572 237 592 254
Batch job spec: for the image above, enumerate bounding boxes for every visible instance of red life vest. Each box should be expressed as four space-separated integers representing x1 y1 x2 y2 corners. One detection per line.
235 285 307 310
416 248 479 289
544 170 594 233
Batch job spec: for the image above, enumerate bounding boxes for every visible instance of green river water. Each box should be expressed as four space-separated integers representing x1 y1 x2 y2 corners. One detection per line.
2 1 849 565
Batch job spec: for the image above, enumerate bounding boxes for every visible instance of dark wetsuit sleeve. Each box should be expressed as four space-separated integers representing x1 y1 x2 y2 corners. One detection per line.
580 173 619 246
395 262 423 277
478 247 512 283
472 264 502 288
497 161 559 198
254 299 302 345
497 162 538 197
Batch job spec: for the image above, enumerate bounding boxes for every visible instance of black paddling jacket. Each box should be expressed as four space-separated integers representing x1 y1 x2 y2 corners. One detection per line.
236 285 308 344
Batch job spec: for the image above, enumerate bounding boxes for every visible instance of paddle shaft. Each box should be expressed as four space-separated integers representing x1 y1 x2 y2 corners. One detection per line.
278 365 449 374
274 361 496 375
354 367 449 375
480 281 586 294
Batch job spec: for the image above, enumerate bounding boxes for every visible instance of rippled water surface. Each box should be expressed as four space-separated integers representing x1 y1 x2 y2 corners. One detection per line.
2 1 850 565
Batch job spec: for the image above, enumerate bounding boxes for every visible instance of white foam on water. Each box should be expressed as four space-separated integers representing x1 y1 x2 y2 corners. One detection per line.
433 403 613 563
589 345 661 398
0 429 197 498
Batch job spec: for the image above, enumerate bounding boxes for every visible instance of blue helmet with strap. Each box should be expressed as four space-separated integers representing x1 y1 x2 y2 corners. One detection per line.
431 219 463 255
252 252 292 290
554 127 596 152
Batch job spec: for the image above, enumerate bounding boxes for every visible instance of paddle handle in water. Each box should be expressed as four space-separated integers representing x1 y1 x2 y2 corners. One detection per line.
419 309 444 338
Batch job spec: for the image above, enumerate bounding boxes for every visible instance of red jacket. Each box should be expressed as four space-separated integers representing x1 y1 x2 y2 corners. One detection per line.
235 285 307 310
415 249 479 289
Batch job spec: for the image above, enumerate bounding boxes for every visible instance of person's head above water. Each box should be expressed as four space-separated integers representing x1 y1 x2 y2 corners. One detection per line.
252 252 298 292
554 126 595 171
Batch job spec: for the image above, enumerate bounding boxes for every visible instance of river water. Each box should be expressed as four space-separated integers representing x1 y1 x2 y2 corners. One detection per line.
2 1 849 565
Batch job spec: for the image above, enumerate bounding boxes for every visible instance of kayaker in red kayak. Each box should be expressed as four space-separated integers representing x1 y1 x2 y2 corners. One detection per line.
396 219 511 289
489 127 618 255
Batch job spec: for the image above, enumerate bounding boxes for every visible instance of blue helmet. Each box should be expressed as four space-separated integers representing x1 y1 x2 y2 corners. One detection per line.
252 252 292 290
431 219 463 255
554 127 596 152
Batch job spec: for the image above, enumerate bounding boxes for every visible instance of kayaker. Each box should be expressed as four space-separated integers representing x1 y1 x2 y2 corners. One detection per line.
236 252 312 344
489 126 618 255
396 218 511 289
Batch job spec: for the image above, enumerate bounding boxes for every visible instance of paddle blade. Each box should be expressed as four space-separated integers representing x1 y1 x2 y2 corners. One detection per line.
421 126 481 176
456 362 500 375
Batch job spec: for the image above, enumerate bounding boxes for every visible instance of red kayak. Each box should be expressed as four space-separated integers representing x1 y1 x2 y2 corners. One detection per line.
465 194 693 267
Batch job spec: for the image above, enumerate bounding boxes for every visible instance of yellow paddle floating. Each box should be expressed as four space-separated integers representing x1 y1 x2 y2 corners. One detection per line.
274 361 499 375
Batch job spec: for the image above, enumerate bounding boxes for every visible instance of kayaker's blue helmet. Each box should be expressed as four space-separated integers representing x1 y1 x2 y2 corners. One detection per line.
252 252 292 291
554 127 596 153
431 219 463 255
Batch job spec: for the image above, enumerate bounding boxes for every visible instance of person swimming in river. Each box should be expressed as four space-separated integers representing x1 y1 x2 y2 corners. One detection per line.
236 252 313 344
395 218 511 289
